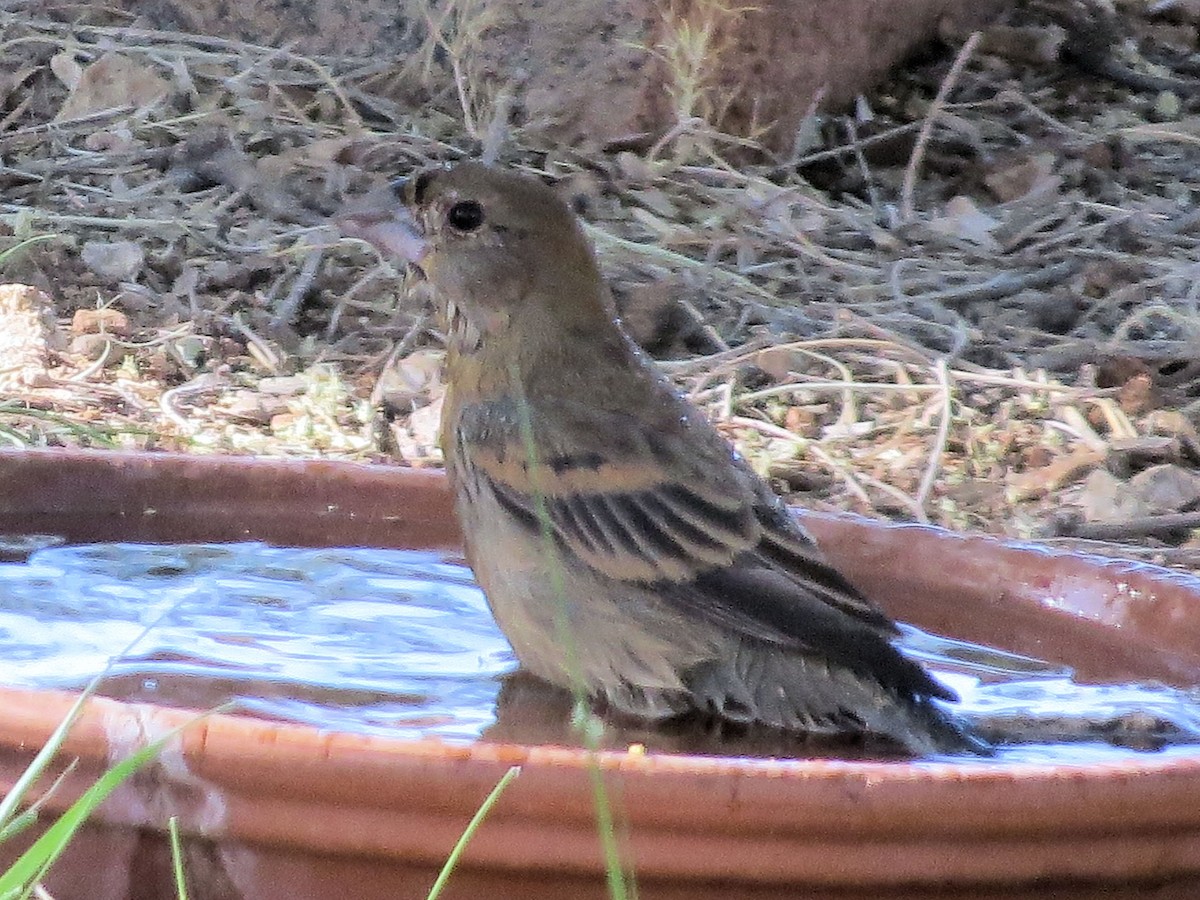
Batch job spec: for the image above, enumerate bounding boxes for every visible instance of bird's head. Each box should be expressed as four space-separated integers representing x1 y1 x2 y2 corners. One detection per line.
339 162 611 346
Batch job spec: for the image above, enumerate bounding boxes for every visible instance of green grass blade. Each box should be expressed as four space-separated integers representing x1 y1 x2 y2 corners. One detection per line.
168 816 189 900
507 361 637 900
0 235 57 271
0 559 224 898
426 765 520 900
0 406 133 448
0 424 29 448
0 810 37 845
0 737 172 899
0 691 91 832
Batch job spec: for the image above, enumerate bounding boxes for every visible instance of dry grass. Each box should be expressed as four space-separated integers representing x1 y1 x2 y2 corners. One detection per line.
646 0 766 162
4 4 1200 557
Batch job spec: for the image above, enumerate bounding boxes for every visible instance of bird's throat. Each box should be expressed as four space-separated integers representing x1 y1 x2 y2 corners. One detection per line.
444 299 484 356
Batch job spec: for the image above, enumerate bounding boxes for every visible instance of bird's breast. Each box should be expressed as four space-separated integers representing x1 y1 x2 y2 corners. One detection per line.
444 429 719 694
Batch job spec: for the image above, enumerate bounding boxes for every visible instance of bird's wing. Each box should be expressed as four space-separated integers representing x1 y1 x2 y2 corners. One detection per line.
457 395 758 580
664 493 955 701
488 468 757 582
456 397 899 644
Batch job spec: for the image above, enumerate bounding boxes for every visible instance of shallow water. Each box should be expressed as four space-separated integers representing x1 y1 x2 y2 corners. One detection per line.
0 541 509 741
2 539 1200 763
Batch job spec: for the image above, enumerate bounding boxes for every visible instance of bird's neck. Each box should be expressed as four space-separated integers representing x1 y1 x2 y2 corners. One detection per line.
441 295 652 437
445 276 624 387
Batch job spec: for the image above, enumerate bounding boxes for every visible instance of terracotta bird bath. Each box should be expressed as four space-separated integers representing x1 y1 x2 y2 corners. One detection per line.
2 448 1200 899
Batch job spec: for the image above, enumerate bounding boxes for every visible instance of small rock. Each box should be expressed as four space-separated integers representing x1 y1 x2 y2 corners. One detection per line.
68 333 116 362
616 151 657 184
71 307 131 337
1081 464 1200 522
1021 445 1053 469
83 125 138 153
1116 372 1158 416
374 349 443 412
925 196 1000 249
1154 90 1182 121
1145 409 1200 459
84 125 138 153
1079 469 1140 522
224 391 289 425
1107 435 1181 477
1128 464 1200 514
1027 293 1080 335
269 412 297 432
81 240 145 282
1079 140 1115 171
170 335 213 371
200 260 256 291
984 152 1059 203
257 375 309 396
783 405 816 434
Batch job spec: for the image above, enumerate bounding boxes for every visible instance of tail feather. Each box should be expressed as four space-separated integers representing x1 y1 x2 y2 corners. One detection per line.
685 640 991 757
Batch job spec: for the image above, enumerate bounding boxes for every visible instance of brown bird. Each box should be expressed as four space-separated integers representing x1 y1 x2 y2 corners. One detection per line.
341 162 985 756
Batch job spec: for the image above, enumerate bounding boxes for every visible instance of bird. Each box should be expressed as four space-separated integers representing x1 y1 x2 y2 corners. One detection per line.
339 161 986 756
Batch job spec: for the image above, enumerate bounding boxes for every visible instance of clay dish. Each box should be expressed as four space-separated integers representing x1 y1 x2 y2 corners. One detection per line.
1 448 1200 900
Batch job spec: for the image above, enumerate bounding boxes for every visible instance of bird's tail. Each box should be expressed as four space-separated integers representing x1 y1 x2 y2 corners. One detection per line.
685 642 992 757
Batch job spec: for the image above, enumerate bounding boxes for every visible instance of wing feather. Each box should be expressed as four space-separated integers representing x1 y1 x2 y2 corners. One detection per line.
537 484 755 582
754 499 897 629
455 396 916 678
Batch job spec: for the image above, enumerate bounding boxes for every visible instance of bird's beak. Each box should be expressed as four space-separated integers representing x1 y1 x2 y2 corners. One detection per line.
335 199 430 267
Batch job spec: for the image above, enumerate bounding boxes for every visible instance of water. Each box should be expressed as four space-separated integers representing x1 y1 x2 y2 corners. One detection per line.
0 541 511 741
2 539 1200 763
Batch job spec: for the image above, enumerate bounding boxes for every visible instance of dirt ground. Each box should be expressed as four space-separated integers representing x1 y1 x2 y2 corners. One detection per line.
5 1 1200 568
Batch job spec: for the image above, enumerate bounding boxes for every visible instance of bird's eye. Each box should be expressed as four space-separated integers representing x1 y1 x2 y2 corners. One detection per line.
446 200 485 232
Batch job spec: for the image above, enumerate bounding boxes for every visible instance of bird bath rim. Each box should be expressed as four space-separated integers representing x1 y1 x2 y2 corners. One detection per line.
3 447 1200 894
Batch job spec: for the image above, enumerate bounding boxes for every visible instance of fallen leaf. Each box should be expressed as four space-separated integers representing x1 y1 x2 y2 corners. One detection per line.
1116 372 1158 416
48 51 83 91
54 52 169 122
984 152 1060 203
926 196 1001 249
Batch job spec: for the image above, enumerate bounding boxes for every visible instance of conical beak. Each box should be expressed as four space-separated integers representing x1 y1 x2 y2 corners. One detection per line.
336 198 430 266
